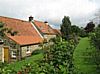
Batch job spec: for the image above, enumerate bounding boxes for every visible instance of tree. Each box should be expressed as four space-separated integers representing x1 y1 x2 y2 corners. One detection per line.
79 27 87 37
0 22 7 37
90 25 100 73
84 21 95 33
0 22 18 37
71 25 80 35
60 16 72 40
91 25 100 49
7 28 18 36
38 37 75 74
98 24 100 27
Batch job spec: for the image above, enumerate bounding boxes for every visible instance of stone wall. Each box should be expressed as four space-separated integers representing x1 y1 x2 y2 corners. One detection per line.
44 35 56 42
21 44 41 58
0 45 4 62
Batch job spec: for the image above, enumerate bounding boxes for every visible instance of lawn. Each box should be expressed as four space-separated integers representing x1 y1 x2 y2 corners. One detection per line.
7 52 43 71
73 37 98 74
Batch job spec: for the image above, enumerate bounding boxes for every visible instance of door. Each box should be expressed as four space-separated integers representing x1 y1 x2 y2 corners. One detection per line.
4 47 9 63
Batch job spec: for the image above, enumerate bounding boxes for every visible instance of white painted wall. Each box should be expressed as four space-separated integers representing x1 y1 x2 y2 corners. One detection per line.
44 35 56 42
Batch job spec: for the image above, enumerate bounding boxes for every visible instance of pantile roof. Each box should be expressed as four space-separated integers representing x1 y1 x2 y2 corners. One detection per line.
53 29 61 35
8 36 42 46
0 16 43 45
34 20 55 35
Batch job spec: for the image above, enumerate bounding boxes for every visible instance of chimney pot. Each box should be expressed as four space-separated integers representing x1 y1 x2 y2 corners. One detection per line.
44 21 48 25
29 16 33 22
44 21 48 23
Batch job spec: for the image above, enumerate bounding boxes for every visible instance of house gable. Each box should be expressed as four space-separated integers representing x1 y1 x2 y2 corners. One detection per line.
34 20 55 35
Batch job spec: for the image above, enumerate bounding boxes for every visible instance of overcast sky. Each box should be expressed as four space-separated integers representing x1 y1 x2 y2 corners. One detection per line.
0 0 100 28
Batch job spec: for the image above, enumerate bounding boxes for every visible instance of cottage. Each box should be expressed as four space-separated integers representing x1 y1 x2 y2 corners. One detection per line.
0 16 43 62
0 16 58 62
33 19 56 42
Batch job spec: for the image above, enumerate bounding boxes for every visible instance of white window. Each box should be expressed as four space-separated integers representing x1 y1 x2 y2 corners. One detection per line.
27 46 30 51
11 51 16 58
26 46 31 54
0 38 3 44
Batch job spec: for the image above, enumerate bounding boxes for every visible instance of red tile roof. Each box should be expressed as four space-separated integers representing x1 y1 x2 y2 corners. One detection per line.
34 20 55 35
53 29 61 35
0 16 43 45
8 36 43 46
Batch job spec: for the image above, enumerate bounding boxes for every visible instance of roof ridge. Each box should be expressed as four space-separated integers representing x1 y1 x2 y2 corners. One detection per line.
34 20 44 23
0 16 28 22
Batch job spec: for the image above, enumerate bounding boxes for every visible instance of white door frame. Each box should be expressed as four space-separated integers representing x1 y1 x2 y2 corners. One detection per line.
2 46 10 63
2 47 4 62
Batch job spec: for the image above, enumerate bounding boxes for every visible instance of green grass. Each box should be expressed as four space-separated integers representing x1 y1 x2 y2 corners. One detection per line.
73 37 98 74
7 53 43 71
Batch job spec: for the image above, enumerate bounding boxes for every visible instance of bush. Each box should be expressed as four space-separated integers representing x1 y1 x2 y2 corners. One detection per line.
38 37 76 74
31 49 44 55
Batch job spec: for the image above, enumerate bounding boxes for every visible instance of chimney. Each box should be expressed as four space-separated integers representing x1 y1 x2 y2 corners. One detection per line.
29 16 33 22
44 21 48 25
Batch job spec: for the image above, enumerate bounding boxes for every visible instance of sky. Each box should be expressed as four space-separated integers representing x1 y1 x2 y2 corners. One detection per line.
0 0 100 29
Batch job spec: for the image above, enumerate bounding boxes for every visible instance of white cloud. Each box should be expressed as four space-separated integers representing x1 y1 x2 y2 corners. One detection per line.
0 0 99 28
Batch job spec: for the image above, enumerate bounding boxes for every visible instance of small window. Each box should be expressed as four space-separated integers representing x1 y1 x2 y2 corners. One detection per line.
26 46 31 54
11 51 16 58
27 46 30 52
0 38 3 44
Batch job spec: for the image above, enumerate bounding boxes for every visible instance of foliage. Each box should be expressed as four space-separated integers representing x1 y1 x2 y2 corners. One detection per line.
0 36 77 74
79 27 88 37
70 25 81 44
71 25 80 35
90 25 100 73
60 16 72 40
1 37 76 74
84 22 95 33
90 25 100 49
0 53 43 74
60 16 88 40
7 28 18 36
0 22 7 37
38 37 76 74
31 49 45 55
71 25 88 38
0 21 18 38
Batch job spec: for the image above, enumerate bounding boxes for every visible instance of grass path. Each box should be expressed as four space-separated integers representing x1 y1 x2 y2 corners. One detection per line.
73 37 97 74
